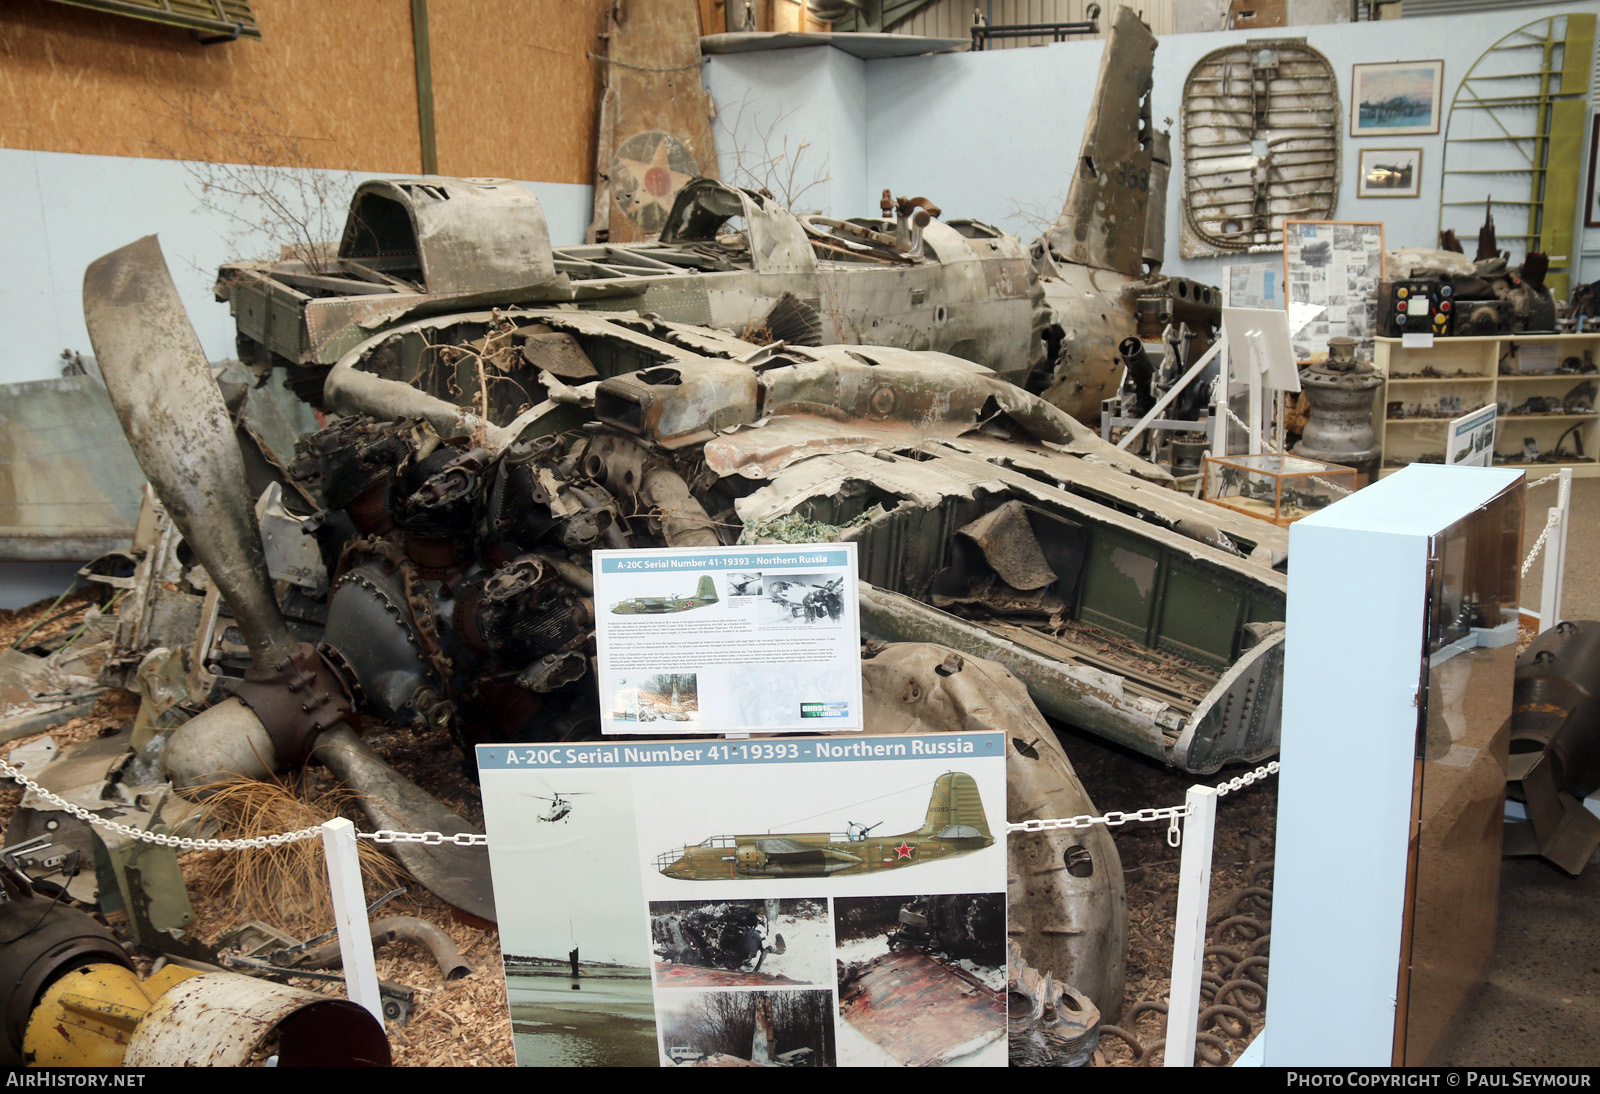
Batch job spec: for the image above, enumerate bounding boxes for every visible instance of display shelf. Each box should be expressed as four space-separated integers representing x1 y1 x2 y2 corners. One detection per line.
1374 334 1600 477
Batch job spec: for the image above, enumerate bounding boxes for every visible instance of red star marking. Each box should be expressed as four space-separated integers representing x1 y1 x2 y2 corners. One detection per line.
895 842 914 859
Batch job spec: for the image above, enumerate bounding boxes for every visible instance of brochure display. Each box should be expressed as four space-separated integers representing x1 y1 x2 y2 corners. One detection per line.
594 544 863 734
478 734 1008 1067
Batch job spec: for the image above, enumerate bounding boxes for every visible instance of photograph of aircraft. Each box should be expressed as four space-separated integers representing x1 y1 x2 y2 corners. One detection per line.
610 574 718 615
654 772 992 880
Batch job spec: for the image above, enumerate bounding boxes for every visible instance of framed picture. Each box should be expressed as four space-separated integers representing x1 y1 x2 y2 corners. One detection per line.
1586 115 1600 227
1357 147 1423 198
1351 60 1444 137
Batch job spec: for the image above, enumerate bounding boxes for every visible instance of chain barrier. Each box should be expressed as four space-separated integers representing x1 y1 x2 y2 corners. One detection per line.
361 829 489 847
5 739 1280 855
1521 471 1571 579
0 755 322 851
1004 760 1281 848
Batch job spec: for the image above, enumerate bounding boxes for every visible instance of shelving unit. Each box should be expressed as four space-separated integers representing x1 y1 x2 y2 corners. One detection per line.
1374 334 1600 478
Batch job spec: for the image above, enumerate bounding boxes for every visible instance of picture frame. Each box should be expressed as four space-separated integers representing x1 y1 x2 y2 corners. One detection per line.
1357 147 1423 199
1350 60 1444 137
1586 115 1600 227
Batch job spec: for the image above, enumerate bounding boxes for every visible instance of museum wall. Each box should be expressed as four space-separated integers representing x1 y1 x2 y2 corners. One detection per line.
700 44 867 217
705 1 1600 286
0 0 603 383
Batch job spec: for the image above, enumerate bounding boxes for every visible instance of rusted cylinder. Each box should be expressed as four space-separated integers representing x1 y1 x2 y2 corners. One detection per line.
121 973 391 1067
639 467 721 547
1513 620 1600 795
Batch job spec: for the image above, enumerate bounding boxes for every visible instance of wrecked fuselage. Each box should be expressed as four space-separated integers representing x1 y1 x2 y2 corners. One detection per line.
307 303 1287 774
212 16 1213 430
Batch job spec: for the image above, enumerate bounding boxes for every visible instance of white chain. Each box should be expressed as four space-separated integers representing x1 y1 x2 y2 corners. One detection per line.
1004 760 1281 838
1005 804 1188 835
1213 760 1281 798
360 829 489 847
1521 472 1572 579
7 740 1277 854
0 755 322 851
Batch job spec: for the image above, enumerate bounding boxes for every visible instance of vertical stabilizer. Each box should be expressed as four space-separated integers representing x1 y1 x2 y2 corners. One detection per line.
920 772 992 841
695 574 719 604
1044 7 1158 277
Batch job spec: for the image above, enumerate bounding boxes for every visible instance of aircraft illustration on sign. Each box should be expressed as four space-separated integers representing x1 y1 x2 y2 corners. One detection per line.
610 574 718 615
654 772 993 880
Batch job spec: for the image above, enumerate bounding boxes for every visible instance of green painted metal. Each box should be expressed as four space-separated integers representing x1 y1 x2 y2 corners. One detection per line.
1437 13 1595 299
411 0 439 177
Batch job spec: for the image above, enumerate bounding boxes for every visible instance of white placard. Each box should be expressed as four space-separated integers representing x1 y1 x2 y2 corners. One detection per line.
1446 403 1497 468
594 544 863 734
477 734 1008 1067
1224 262 1282 309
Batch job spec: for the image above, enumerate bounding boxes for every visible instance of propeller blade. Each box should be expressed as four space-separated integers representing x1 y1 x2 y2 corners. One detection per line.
84 237 496 922
311 724 496 922
82 235 293 669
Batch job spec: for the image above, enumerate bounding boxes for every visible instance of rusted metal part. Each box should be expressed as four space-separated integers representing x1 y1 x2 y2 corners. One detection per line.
301 916 472 982
120 972 391 1067
837 950 1005 1067
339 178 557 297
230 642 357 768
1505 620 1600 874
639 467 722 548
1045 7 1158 279
860 643 1127 1020
1180 39 1340 257
1007 940 1101 1067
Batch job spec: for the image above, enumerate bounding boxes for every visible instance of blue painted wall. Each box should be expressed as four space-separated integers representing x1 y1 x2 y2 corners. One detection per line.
0 148 593 385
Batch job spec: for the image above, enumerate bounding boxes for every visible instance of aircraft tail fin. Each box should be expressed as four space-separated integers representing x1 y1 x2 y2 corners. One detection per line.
695 574 718 604
1043 6 1157 278
919 772 992 842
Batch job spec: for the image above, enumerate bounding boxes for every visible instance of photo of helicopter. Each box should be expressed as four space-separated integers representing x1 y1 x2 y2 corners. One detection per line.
654 772 992 881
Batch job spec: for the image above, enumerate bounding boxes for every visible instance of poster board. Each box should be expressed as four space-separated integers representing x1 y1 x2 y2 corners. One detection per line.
593 544 863 735
477 733 1009 1067
1283 220 1386 362
1446 404 1498 468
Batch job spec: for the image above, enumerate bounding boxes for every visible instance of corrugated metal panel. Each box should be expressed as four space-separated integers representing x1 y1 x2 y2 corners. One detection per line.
892 0 1173 46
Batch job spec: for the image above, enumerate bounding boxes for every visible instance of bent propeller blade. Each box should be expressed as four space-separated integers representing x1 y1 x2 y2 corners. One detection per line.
82 235 294 669
84 237 496 920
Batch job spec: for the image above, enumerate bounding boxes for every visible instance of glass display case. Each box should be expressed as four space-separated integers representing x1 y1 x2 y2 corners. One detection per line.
1202 452 1358 525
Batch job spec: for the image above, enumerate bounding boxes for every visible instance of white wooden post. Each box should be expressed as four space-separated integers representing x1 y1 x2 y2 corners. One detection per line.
321 817 383 1023
1164 784 1218 1068
1539 468 1572 627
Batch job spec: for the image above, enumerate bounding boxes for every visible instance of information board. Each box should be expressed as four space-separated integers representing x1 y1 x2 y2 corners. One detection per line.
478 734 1008 1067
593 544 862 734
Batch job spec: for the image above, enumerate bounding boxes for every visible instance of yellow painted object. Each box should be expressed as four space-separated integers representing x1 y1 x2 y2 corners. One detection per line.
23 964 202 1067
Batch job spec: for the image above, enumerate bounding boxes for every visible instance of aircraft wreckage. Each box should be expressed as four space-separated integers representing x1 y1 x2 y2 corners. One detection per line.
4 10 1278 1041
213 7 1216 428
37 225 1289 1032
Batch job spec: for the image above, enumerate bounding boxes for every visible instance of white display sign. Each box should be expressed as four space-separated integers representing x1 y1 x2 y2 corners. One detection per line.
1446 403 1498 468
593 544 863 734
478 733 1008 1067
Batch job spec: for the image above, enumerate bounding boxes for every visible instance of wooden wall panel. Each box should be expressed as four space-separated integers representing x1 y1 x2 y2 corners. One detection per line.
0 0 424 173
427 0 605 184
